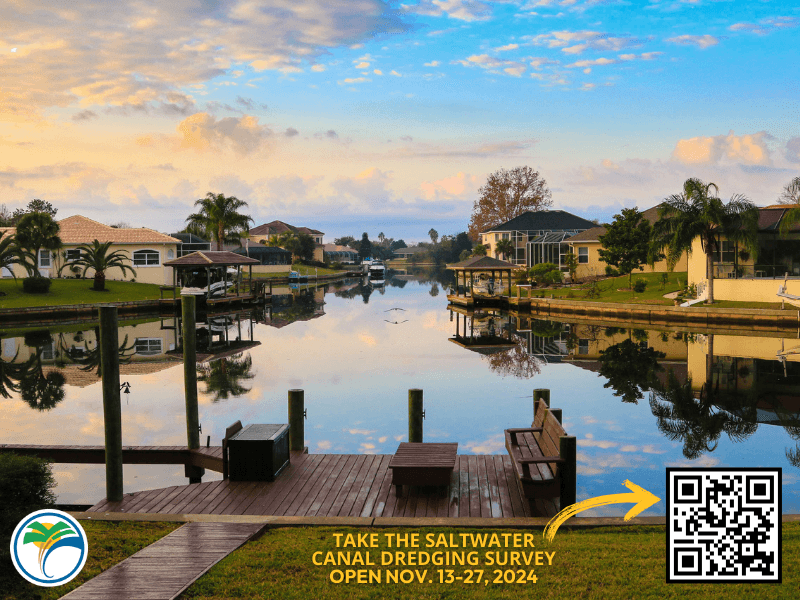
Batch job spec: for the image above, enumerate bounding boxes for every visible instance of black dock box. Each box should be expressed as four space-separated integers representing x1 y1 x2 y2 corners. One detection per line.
227 424 290 481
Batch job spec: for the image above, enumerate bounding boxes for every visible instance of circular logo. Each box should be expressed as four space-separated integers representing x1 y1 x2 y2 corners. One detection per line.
9 509 88 587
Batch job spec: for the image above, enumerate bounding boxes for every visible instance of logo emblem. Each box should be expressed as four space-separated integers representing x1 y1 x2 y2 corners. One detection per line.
9 509 88 587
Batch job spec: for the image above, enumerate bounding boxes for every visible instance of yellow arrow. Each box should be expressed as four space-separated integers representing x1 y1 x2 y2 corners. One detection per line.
543 480 660 542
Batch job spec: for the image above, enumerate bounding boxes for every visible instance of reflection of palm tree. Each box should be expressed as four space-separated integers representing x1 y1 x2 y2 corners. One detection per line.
19 368 66 411
197 353 254 402
0 342 27 398
649 371 758 459
64 328 136 376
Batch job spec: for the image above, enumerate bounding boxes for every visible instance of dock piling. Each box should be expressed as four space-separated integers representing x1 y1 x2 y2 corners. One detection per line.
181 293 204 483
408 389 424 443
99 305 123 502
288 389 305 452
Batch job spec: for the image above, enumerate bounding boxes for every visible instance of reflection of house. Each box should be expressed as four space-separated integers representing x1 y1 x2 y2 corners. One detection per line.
2 215 181 285
248 220 324 261
480 210 596 268
565 206 689 279
686 206 800 302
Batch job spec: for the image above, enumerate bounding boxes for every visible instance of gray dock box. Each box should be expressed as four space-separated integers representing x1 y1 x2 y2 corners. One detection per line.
227 424 290 481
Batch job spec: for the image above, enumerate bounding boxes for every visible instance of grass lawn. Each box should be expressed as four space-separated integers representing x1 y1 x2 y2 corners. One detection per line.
0 279 163 309
0 520 180 600
178 524 799 599
516 272 686 305
255 264 349 279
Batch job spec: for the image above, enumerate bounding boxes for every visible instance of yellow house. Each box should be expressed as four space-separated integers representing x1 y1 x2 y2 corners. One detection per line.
566 205 688 279
248 220 325 262
1 215 180 285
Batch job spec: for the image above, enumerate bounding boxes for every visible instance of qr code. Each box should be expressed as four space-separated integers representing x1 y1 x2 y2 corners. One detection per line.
667 468 781 583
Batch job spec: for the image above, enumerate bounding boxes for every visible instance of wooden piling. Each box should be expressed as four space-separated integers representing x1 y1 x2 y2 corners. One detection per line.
533 388 550 414
181 294 203 483
408 389 423 443
559 436 577 508
288 389 305 452
99 305 123 502
550 408 562 424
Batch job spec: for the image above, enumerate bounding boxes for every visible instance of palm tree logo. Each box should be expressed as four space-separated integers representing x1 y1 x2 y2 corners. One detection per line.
10 510 88 587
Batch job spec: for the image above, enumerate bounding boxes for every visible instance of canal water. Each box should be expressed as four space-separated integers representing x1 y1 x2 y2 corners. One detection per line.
2 270 800 515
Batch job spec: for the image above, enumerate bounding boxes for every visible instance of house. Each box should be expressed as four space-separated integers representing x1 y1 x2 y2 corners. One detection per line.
323 244 359 264
225 238 292 270
393 246 426 260
170 232 212 256
686 206 800 303
565 205 689 279
248 220 325 261
480 210 597 268
1 215 180 285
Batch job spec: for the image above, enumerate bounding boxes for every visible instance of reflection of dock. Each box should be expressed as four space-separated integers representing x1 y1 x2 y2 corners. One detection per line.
0 444 224 472
83 453 548 518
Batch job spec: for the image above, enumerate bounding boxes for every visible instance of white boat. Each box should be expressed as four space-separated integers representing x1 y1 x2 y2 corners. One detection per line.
362 258 385 278
180 267 238 298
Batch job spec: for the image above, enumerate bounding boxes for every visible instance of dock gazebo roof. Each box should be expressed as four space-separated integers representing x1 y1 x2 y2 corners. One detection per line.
445 256 516 271
164 251 260 266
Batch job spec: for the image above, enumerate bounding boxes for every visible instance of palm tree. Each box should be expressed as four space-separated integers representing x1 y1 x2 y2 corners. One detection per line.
13 212 61 276
0 233 18 280
495 238 514 261
428 228 439 245
778 176 800 235
66 240 137 291
196 353 255 402
186 192 253 251
650 178 759 304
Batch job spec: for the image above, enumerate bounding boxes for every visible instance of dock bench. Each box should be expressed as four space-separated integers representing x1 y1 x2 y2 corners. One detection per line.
505 401 576 513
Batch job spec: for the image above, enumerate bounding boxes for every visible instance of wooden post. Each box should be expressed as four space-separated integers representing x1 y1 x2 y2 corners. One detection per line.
550 408 562 424
181 293 203 483
288 389 305 452
533 388 550 414
408 388 423 443
99 305 123 502
559 436 577 508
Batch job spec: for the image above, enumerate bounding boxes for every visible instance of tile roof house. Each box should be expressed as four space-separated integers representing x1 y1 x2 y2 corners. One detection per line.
248 220 325 262
1 215 181 285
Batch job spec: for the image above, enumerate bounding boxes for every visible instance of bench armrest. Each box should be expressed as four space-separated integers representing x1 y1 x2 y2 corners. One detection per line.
506 427 543 443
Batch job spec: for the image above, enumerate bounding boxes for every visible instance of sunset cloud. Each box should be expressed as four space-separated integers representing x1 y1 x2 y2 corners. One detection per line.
671 131 772 165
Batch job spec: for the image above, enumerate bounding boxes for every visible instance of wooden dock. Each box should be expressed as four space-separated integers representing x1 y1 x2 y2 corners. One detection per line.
87 452 557 518
0 444 224 473
61 522 263 600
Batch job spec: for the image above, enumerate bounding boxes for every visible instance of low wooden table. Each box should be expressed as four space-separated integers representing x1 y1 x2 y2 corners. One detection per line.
388 442 458 495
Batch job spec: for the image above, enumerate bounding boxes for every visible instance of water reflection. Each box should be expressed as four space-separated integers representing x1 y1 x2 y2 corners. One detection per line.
197 354 255 403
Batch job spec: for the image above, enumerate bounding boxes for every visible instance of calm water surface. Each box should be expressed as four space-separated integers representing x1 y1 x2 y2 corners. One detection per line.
3 271 800 515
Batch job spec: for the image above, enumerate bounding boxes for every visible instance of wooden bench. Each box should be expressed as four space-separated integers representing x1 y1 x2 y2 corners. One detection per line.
505 401 576 513
388 442 458 495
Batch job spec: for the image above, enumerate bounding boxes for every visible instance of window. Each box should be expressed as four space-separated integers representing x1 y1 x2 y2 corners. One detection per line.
133 249 160 266
578 339 589 355
502 233 510 240
40 343 55 361
167 249 175 259
717 241 735 263
65 249 82 262
39 250 51 268
578 247 589 264
135 338 162 356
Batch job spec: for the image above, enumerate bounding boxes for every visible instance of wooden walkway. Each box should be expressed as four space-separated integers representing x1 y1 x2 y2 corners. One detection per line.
61 522 263 600
88 453 559 518
0 444 223 473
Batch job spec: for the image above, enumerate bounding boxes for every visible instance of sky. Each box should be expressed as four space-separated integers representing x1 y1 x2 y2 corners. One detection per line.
2 1 799 243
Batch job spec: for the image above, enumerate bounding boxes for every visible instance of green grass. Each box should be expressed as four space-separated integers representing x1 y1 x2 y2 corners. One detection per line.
519 272 685 305
0 279 163 309
0 520 180 600
255 264 349 279
179 524 800 599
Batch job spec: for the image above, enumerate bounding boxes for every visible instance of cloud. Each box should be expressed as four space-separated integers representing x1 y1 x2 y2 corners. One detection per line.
729 16 798 36
527 30 643 54
284 127 299 137
403 0 493 22
496 43 519 52
235 96 268 111
424 60 441 67
671 130 773 165
454 54 527 77
665 34 719 49
420 172 480 200
176 112 272 154
311 64 326 72
1 1 414 119
786 137 800 164
72 110 98 122
567 57 617 68
340 77 370 84
394 139 536 158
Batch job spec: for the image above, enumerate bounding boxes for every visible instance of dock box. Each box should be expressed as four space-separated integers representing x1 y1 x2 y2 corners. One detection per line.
227 424 290 481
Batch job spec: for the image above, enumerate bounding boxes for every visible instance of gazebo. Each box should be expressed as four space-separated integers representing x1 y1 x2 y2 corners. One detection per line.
446 255 516 303
164 251 261 303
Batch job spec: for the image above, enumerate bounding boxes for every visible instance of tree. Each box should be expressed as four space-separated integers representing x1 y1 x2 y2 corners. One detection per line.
335 236 357 248
378 232 386 246
650 178 759 304
65 240 137 291
0 204 11 227
777 176 800 235
283 232 315 262
598 208 654 290
428 228 439 245
0 234 18 281
390 239 407 251
185 192 253 251
468 166 552 240
13 212 61 277
472 244 487 256
495 238 514 260
452 232 472 259
358 232 372 260
11 199 57 225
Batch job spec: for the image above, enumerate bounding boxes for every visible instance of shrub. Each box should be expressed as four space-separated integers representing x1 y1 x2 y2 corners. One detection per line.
22 276 51 294
0 453 57 558
605 265 619 277
633 279 647 293
529 263 562 286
